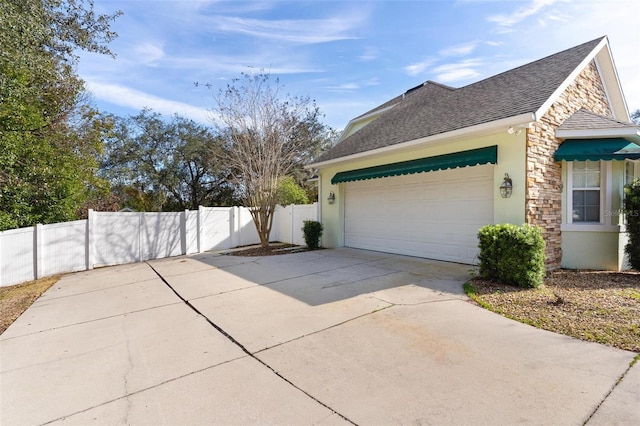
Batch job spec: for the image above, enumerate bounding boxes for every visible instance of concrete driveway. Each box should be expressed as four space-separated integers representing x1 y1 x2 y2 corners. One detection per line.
1 248 638 425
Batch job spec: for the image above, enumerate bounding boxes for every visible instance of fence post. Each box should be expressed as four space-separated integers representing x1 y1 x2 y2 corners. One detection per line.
197 206 203 253
86 209 94 270
137 213 143 262
181 209 188 255
290 205 295 244
231 206 238 247
0 230 3 286
34 224 43 279
227 207 236 248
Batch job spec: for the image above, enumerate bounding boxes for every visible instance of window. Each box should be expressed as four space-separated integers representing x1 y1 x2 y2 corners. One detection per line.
572 160 600 223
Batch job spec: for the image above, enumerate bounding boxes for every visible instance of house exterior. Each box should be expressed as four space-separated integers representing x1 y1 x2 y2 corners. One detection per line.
307 36 640 271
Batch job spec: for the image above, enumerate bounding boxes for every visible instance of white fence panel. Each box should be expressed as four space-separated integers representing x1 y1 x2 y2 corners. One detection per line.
200 207 232 251
93 212 141 266
140 212 182 260
0 227 35 286
1 202 318 287
41 220 87 277
275 205 291 244
237 207 261 246
184 210 199 254
292 203 318 246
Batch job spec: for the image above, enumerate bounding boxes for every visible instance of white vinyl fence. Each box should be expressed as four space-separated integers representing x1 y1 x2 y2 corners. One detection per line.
0 203 318 287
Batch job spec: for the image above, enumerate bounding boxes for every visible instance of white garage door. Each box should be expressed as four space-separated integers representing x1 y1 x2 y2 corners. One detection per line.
344 165 494 264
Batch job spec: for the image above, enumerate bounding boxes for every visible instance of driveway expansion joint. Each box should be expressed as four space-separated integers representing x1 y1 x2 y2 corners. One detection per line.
33 277 161 303
0 302 182 342
144 261 359 426
253 303 395 355
371 295 464 306
583 355 640 425
41 356 249 425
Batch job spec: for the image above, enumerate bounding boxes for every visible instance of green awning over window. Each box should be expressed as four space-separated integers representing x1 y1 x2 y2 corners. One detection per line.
331 145 498 184
554 138 640 161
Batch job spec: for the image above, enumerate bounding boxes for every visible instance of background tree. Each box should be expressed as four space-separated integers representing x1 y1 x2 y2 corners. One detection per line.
0 0 121 230
276 176 309 206
210 72 330 247
101 110 236 211
287 114 339 202
631 109 640 125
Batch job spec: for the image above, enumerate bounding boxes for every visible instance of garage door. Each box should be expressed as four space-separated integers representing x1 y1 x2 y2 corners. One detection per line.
344 165 494 264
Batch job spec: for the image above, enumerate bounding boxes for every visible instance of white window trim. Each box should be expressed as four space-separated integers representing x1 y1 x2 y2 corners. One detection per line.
625 160 639 186
562 160 618 232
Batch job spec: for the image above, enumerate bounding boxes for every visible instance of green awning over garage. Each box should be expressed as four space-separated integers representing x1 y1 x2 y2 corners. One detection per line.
554 138 640 161
331 145 498 184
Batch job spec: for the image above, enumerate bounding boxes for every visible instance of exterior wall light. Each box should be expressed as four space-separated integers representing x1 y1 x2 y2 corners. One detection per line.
327 191 336 204
500 173 513 198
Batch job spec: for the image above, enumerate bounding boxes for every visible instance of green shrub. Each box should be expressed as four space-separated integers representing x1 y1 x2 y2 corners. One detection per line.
477 224 546 288
624 178 640 270
302 220 323 250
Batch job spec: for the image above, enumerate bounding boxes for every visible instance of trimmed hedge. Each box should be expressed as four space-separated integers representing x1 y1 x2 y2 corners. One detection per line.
477 224 546 288
624 177 640 270
302 220 323 250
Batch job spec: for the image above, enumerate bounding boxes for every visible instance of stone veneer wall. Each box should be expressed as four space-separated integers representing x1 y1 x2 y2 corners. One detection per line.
525 60 612 269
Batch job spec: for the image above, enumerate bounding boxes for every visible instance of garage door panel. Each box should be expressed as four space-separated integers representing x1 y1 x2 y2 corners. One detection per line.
344 165 493 264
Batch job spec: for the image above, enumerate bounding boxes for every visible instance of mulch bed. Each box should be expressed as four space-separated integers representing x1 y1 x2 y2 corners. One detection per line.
226 243 314 257
468 270 640 352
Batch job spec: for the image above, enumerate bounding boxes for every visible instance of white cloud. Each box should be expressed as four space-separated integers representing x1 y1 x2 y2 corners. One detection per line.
439 41 480 57
86 81 210 123
359 46 379 61
324 83 362 92
210 14 364 44
404 58 436 76
363 77 380 87
165 55 323 75
433 59 483 83
484 0 640 112
134 42 165 65
487 0 565 32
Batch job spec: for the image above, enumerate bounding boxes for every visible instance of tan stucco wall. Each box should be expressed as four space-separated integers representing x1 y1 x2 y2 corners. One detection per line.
561 231 621 270
318 131 527 249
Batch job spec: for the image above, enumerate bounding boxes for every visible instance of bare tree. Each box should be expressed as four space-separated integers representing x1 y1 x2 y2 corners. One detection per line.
211 72 322 247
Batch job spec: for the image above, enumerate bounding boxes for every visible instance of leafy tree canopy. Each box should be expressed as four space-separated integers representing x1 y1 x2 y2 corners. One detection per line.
0 0 121 230
100 110 237 211
276 176 309 206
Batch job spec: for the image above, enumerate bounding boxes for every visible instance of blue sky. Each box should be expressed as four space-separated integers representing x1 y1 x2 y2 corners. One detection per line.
78 0 640 130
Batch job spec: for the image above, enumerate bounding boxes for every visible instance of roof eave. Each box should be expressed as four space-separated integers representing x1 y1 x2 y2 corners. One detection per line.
535 37 630 122
556 128 640 143
336 103 400 143
306 112 535 169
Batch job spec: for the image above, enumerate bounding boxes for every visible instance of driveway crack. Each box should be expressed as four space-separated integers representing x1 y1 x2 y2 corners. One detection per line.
145 261 358 426
121 316 134 425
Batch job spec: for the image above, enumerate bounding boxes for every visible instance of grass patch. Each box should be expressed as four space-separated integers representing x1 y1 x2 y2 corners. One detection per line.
467 270 640 353
0 276 60 334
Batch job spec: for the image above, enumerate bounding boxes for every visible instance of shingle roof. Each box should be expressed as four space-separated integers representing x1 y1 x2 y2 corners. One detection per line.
316 37 605 163
558 108 637 130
